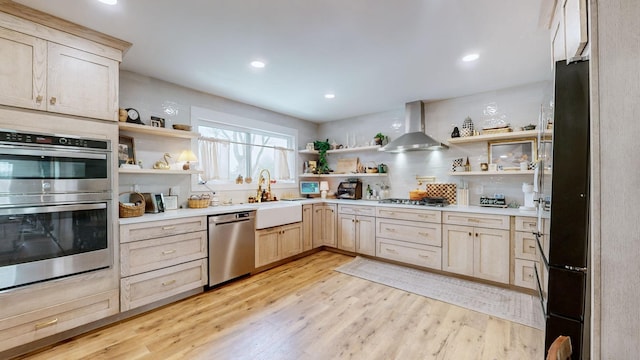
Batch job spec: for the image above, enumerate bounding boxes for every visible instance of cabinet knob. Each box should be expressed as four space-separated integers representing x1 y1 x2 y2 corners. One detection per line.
475 233 478 237
468 232 472 236
49 96 57 105
36 95 43 103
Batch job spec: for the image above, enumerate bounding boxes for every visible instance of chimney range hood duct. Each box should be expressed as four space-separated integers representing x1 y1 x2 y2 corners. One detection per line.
380 101 448 152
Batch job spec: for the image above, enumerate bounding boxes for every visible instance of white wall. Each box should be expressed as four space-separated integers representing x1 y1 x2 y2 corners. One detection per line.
119 70 317 206
317 81 552 205
593 0 640 357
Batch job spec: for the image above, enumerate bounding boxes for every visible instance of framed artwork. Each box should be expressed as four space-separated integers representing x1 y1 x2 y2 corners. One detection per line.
118 135 136 166
488 139 536 170
151 116 165 128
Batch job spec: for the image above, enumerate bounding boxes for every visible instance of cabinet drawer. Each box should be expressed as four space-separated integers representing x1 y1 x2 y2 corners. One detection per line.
514 231 539 261
376 218 441 247
514 259 540 290
338 204 376 216
0 289 118 352
120 216 207 243
121 231 207 276
442 212 509 230
377 238 442 270
376 206 441 223
120 259 207 311
515 216 542 232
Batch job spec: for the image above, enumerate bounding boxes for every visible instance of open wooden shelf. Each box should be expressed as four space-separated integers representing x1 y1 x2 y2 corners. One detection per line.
299 173 388 178
118 122 199 139
298 145 381 154
119 168 202 175
447 129 551 144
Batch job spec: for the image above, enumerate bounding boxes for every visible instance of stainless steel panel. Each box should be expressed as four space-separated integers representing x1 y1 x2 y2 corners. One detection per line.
208 211 255 286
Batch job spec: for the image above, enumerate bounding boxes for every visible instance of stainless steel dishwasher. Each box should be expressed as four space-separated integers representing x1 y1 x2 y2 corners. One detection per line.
208 211 256 286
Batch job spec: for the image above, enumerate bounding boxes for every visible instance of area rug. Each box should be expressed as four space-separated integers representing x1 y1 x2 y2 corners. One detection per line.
335 256 544 330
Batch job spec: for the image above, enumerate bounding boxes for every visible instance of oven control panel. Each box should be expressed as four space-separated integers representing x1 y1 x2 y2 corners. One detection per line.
0 130 108 150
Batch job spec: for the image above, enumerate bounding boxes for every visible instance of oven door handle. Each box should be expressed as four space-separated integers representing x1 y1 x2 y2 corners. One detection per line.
0 202 106 216
0 146 107 160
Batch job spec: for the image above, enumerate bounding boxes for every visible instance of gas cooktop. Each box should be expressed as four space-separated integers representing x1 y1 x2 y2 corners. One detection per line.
378 197 449 207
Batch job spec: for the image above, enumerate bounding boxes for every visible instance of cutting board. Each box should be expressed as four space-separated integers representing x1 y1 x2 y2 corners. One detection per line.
335 157 358 174
426 183 457 205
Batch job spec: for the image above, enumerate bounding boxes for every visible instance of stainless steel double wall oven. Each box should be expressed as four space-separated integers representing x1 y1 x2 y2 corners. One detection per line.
0 130 113 291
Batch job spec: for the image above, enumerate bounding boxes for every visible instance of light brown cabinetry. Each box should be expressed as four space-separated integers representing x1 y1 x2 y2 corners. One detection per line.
0 289 118 353
255 222 303 268
375 206 442 270
442 212 510 284
313 203 337 248
0 19 119 121
337 204 375 256
119 217 208 311
550 0 588 63
302 204 313 251
512 216 547 290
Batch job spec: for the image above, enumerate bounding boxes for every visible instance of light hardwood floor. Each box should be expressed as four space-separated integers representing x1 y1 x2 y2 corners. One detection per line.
17 251 544 359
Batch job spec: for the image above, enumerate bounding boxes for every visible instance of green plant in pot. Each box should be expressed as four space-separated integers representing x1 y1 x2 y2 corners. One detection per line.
314 139 331 174
374 132 386 146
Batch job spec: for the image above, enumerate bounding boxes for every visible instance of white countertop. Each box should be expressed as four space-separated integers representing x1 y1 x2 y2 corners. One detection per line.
119 198 548 225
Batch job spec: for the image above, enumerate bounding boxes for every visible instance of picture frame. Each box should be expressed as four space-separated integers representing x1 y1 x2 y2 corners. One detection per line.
151 116 165 128
488 138 536 170
118 135 136 166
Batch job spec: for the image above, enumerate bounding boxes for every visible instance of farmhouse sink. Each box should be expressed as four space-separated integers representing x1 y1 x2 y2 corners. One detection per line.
254 201 302 229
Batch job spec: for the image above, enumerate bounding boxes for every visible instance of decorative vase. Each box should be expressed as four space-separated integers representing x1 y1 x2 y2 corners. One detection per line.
461 116 474 137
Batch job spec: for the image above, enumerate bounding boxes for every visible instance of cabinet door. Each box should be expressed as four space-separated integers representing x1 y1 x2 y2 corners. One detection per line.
47 43 118 121
564 0 588 59
302 205 313 251
255 229 280 267
473 227 510 284
280 223 302 259
551 7 566 63
0 27 46 110
312 204 325 248
322 205 337 247
337 214 356 252
442 224 474 276
355 215 376 256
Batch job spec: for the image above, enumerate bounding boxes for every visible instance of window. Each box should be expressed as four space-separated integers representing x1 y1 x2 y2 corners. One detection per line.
193 107 296 186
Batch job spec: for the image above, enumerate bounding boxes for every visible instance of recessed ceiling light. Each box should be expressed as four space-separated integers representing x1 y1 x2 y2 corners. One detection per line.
250 60 265 68
462 53 479 62
324 93 335 99
97 0 117 5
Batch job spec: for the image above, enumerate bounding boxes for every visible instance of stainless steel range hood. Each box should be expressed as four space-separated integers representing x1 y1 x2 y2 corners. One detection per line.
380 101 448 152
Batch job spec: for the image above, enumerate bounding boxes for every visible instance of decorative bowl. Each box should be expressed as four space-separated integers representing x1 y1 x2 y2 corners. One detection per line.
172 124 192 131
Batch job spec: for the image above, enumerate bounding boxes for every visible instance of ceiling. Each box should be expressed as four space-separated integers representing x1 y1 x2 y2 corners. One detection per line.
14 0 552 123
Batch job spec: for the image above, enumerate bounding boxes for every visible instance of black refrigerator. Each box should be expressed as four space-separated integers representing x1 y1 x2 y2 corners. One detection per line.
536 59 590 360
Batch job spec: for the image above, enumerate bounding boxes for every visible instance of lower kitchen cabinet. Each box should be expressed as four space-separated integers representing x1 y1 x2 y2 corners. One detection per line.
442 224 510 284
312 203 337 248
120 259 207 311
255 222 303 268
119 216 208 311
0 289 118 352
337 213 375 256
377 238 442 269
375 206 442 270
512 216 546 290
302 204 313 251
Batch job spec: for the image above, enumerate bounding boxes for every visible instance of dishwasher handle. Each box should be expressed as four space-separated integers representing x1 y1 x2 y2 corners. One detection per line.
209 211 255 225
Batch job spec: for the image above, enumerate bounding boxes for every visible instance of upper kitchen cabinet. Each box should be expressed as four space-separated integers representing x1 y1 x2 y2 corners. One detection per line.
547 0 588 63
0 4 131 121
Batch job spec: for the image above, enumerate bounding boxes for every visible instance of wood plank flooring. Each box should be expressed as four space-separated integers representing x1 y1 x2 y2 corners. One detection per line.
16 251 544 359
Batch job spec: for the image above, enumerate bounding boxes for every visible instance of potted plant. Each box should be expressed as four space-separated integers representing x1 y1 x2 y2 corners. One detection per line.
313 139 331 174
374 132 386 146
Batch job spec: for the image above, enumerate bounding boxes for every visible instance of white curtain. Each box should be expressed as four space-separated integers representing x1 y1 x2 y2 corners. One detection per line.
198 138 227 181
276 147 291 180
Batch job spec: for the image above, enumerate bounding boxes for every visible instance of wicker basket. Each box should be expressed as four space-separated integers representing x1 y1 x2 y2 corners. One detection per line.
119 192 145 218
188 194 211 208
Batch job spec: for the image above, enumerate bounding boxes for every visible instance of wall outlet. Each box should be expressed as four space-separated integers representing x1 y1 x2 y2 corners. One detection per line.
133 184 140 192
474 185 483 194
